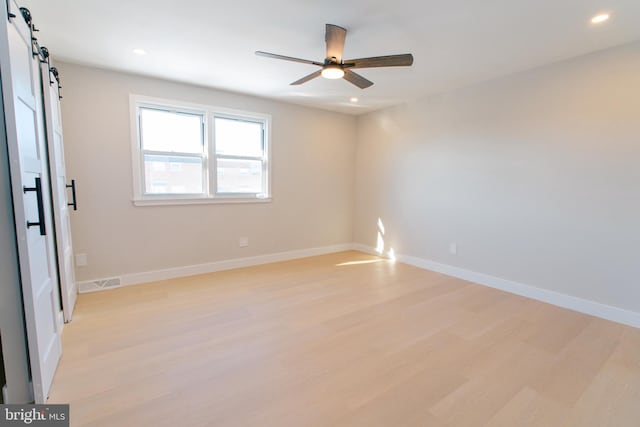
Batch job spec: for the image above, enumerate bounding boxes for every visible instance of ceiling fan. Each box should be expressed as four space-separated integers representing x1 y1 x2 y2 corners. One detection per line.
255 24 414 89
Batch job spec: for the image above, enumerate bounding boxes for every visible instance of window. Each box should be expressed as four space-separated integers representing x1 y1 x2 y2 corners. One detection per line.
140 107 205 195
130 95 270 205
215 116 265 194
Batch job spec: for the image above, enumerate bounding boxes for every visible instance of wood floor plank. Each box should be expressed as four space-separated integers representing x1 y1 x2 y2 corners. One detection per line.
485 387 569 427
47 251 640 426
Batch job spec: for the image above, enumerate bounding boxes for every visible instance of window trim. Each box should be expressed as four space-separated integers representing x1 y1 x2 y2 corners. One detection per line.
129 94 272 206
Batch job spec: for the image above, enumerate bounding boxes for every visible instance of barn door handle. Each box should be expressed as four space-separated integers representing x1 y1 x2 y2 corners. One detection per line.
23 177 46 236
66 179 77 211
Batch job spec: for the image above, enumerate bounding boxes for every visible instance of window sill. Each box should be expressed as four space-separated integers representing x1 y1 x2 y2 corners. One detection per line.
132 197 272 207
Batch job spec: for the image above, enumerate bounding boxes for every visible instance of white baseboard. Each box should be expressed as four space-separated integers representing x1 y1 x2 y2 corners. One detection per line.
353 244 640 329
351 243 382 256
78 243 353 293
76 242 640 329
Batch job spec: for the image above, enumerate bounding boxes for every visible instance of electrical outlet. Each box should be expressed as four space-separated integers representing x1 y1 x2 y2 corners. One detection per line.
238 237 249 248
75 253 88 266
449 243 457 255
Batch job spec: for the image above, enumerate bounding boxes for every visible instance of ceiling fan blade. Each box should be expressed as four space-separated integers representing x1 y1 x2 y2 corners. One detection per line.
255 51 323 66
325 24 347 62
344 54 414 69
290 70 322 85
343 70 374 89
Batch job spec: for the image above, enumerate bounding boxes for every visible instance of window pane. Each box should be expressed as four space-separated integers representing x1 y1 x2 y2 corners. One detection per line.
215 117 263 157
217 159 263 193
140 108 203 154
144 154 203 194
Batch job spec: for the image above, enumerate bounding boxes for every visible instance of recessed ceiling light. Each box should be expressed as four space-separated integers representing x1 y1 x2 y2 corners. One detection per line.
132 48 147 55
591 13 610 24
350 97 359 103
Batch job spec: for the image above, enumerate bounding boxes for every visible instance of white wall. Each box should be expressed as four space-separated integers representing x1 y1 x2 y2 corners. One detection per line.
354 41 640 314
57 62 356 282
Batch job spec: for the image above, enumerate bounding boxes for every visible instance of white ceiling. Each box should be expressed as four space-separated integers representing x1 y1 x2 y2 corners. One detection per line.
20 0 640 114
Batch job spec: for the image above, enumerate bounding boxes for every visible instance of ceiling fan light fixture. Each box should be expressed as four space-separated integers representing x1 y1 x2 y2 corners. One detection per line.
591 13 610 24
321 65 345 79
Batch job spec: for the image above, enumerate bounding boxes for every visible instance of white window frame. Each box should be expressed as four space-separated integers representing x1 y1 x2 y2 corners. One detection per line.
129 95 272 206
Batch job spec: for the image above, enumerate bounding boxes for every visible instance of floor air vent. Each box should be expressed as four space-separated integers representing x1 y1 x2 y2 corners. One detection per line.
78 277 122 293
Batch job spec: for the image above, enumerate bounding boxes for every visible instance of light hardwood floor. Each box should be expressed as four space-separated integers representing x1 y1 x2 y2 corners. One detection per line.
49 251 640 426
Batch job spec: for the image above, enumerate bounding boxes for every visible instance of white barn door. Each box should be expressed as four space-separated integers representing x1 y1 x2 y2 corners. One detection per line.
0 2 62 403
41 61 78 322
